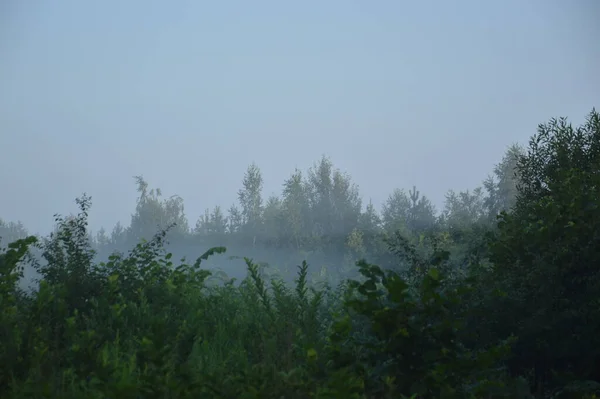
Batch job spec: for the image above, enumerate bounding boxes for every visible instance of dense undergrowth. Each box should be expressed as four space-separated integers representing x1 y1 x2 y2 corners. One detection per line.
1 110 600 398
0 213 525 399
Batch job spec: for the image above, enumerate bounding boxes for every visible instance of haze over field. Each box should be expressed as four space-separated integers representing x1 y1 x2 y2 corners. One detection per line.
1 0 598 236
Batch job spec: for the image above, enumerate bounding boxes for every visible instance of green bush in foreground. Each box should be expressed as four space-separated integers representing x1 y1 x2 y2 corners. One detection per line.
0 201 525 398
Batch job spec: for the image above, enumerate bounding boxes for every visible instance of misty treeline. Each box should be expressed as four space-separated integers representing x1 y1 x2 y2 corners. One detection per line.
3 137 521 283
1 109 599 398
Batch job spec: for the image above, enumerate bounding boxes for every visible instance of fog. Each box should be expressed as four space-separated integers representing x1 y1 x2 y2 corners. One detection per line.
1 1 599 283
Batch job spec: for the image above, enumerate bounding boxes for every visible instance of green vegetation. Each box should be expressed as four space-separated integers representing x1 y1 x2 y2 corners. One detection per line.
1 110 599 398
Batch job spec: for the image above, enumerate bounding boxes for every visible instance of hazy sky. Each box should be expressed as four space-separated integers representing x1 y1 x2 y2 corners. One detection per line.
1 0 598 236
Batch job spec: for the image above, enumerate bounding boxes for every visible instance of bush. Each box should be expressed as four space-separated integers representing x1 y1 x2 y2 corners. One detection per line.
0 199 530 398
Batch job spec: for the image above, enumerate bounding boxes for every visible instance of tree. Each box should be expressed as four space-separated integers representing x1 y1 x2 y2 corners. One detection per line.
331 168 362 237
237 163 264 236
441 187 486 232
227 204 243 234
0 219 28 249
382 186 436 239
110 222 127 245
194 206 228 236
406 186 437 233
92 227 110 249
280 169 311 249
483 143 524 219
487 109 600 396
358 200 382 235
382 188 412 234
306 156 335 237
306 156 362 259
194 209 212 236
209 206 228 235
128 176 189 244
260 194 285 248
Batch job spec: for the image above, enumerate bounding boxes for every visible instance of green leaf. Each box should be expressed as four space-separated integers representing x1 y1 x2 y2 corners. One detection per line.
428 268 440 281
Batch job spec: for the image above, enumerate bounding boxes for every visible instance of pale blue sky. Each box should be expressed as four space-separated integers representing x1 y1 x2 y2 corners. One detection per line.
1 0 598 235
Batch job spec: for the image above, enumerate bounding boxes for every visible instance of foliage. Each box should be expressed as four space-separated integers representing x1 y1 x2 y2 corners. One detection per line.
1 109 599 397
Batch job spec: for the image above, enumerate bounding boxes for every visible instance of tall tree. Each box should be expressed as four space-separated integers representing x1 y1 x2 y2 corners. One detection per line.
382 188 412 234
406 186 437 233
306 156 361 240
483 143 524 219
307 156 335 237
488 109 600 396
262 195 284 246
331 169 362 236
280 169 311 249
237 163 264 235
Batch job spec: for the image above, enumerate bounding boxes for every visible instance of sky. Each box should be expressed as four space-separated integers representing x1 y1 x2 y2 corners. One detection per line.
1 0 599 236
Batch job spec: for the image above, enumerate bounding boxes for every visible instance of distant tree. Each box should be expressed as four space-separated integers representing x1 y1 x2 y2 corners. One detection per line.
227 204 243 234
0 219 28 249
331 168 362 235
306 156 335 238
441 187 486 231
128 176 189 244
237 163 264 236
93 227 110 248
194 209 211 236
280 169 311 249
405 186 437 233
209 205 228 235
261 195 284 247
357 200 382 235
483 143 524 219
110 221 127 245
194 205 228 236
306 156 361 241
382 188 412 234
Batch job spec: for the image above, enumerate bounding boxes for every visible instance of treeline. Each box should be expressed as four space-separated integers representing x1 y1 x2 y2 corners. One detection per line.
1 140 524 281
